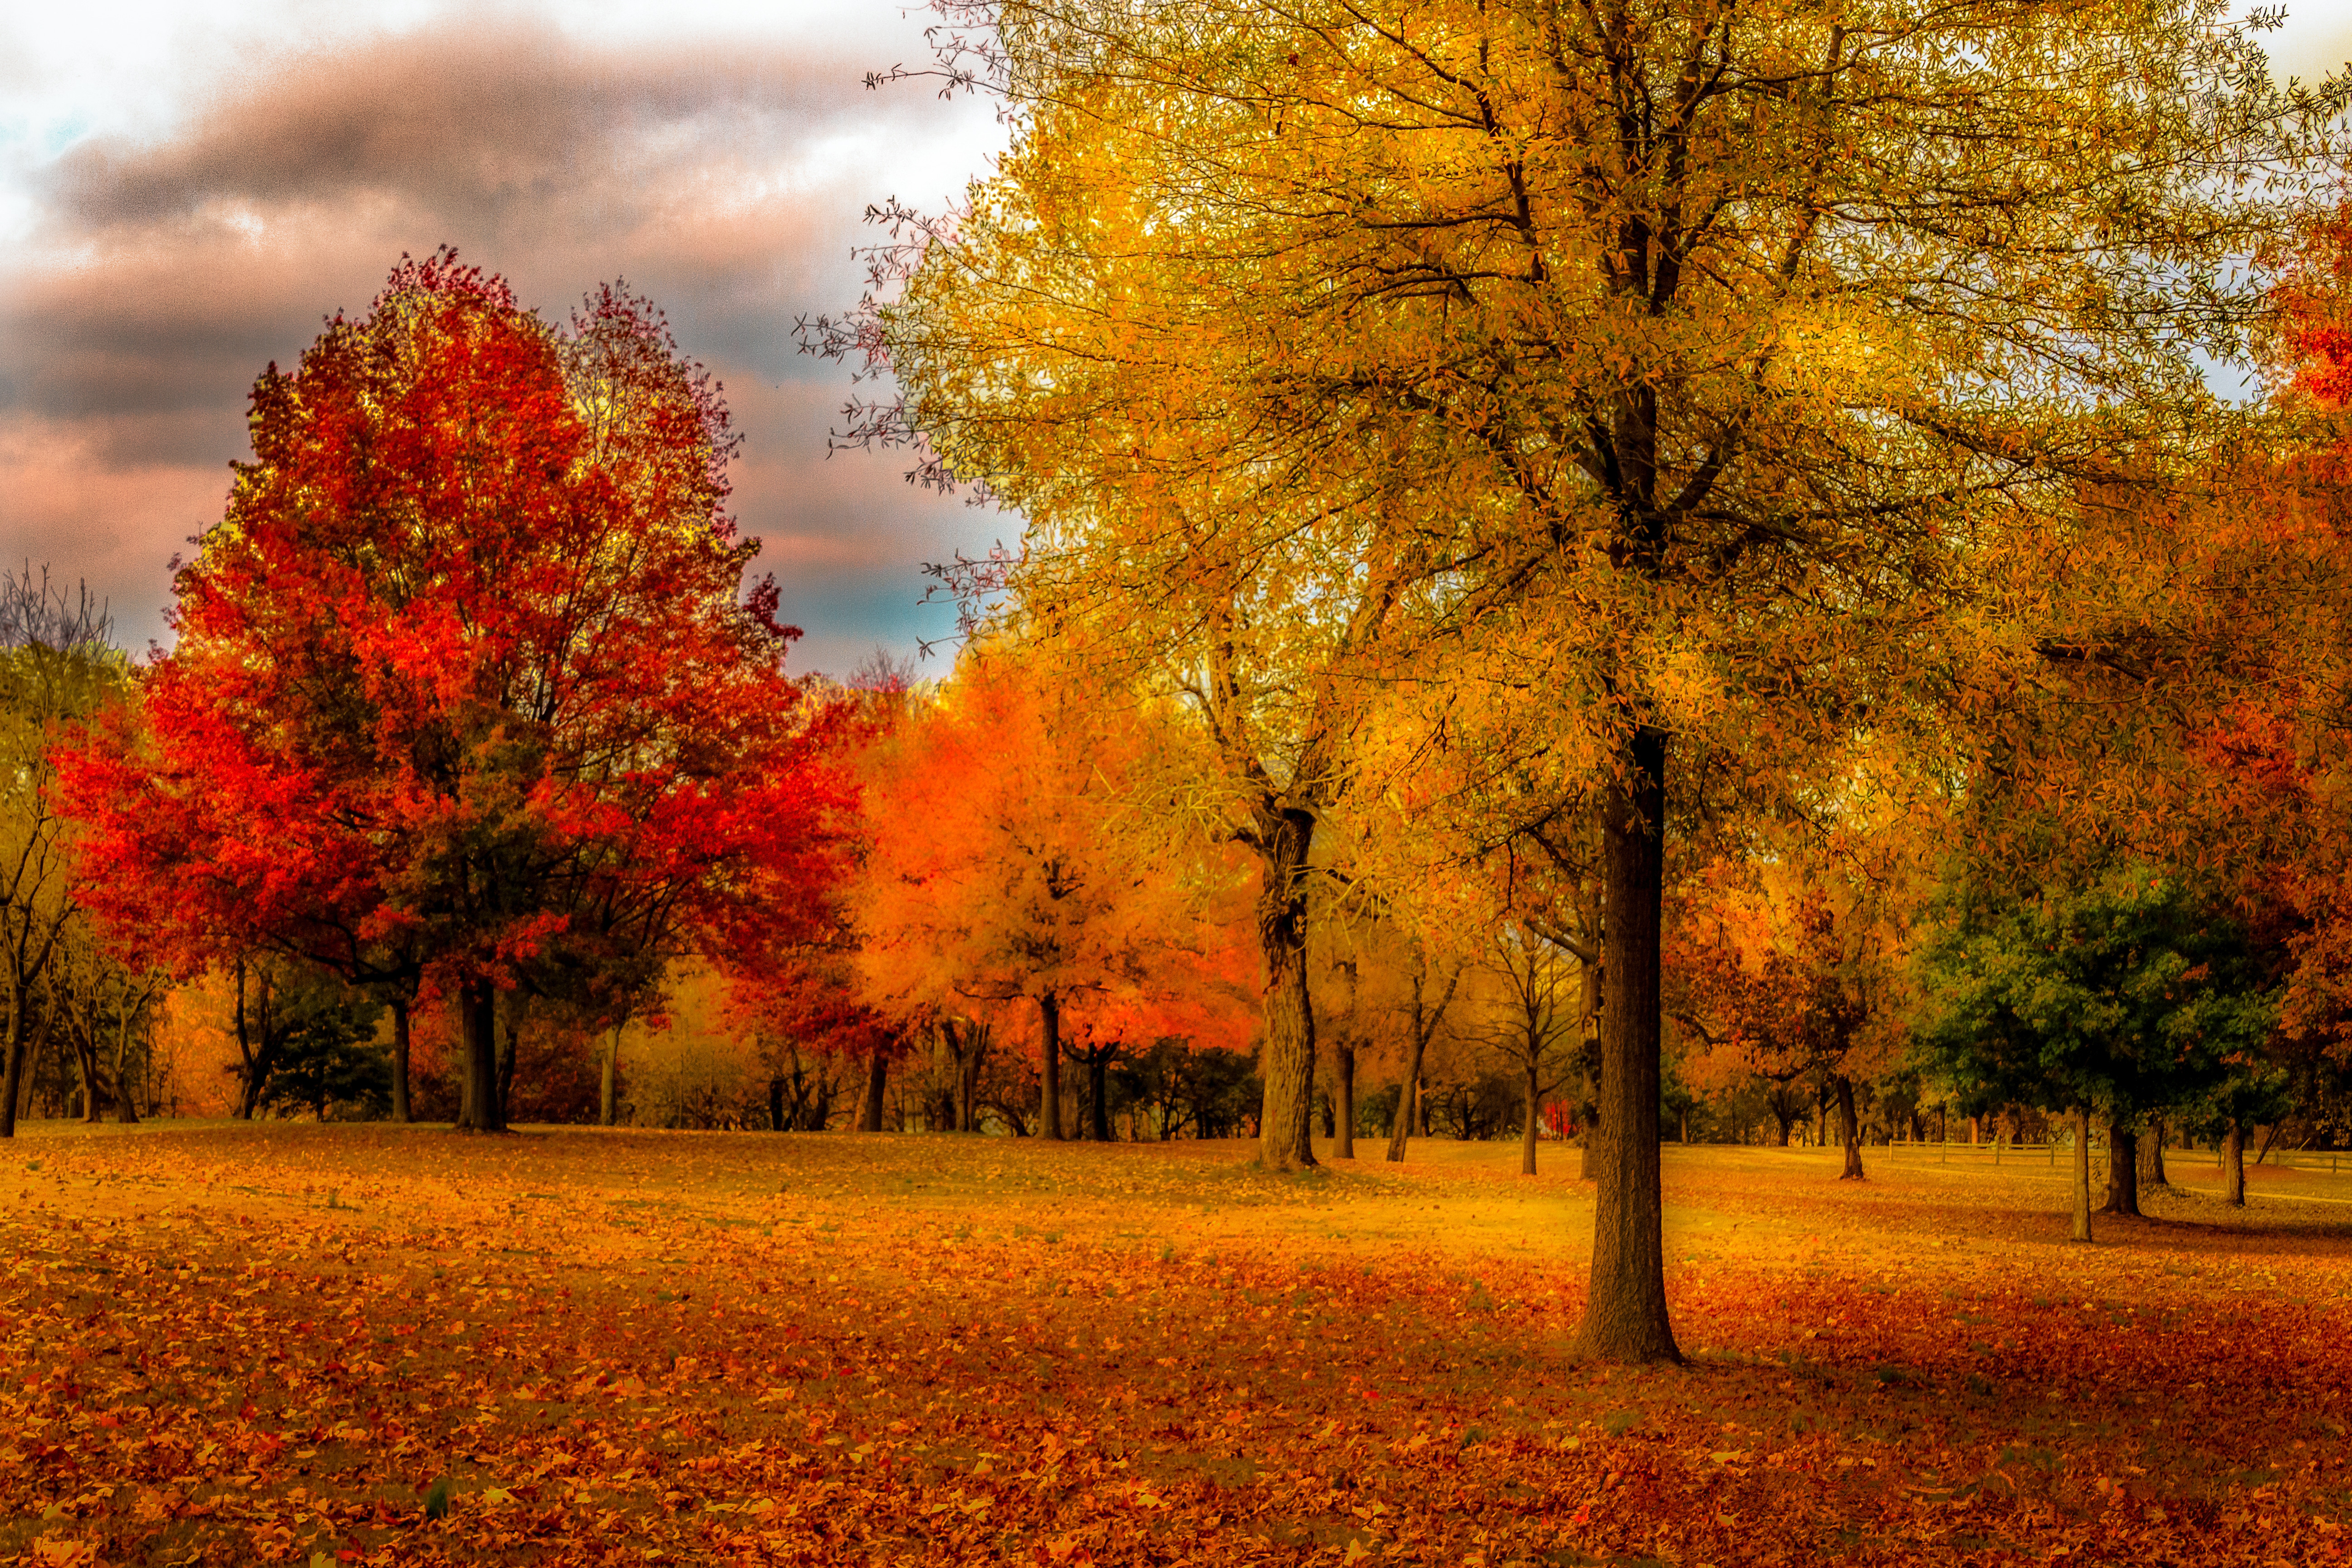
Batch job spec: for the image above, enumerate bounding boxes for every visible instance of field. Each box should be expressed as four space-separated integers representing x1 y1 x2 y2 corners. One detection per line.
1 1127 2346 1568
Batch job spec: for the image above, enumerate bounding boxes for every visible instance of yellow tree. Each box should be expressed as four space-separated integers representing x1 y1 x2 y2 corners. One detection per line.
817 0 2340 1360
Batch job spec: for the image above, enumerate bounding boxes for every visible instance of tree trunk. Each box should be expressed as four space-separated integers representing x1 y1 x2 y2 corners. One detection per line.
457 980 502 1132
1386 1041 1428 1162
233 958 256 1120
2224 1117 2245 1206
0 989 28 1139
111 1007 139 1125
495 994 521 1127
1255 808 1318 1170
2071 1106 2092 1243
768 1075 785 1132
958 1023 985 1132
1521 1054 1539 1176
1088 1050 1111 1141
390 999 412 1124
2102 1115 2139 1215
600 1023 622 1127
2138 1114 2168 1188
1577 724 1678 1364
860 1054 888 1132
1385 1071 1421 1163
74 1031 103 1124
234 963 278 1120
1835 1074 1864 1181
1334 1042 1356 1159
1037 992 1064 1141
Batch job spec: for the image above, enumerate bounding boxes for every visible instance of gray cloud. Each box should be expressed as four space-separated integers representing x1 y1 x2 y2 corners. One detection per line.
0 9 1003 672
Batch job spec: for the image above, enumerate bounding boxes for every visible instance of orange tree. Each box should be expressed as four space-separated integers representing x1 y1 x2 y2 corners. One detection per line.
818 0 2336 1358
850 640 1257 1139
1668 840 1912 1180
60 254 851 1132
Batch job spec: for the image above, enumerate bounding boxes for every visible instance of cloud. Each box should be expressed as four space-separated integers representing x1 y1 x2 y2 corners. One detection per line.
0 9 1004 657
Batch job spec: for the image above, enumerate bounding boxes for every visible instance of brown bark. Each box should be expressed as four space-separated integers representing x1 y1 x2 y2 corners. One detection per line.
2071 1106 2092 1243
1334 1040 1356 1159
0 999 26 1139
2224 1117 2245 1206
73 1026 103 1124
495 995 521 1127
1037 992 1064 1141
1255 808 1317 1170
2102 1115 2139 1215
1577 724 1678 1364
1835 1074 1864 1181
390 998 412 1124
954 1019 986 1132
600 1021 622 1127
860 1053 888 1132
1386 1073 1421 1163
233 960 277 1120
2138 1114 2168 1188
1084 1047 1112 1141
111 1004 139 1124
1521 1054 1540 1176
457 980 502 1132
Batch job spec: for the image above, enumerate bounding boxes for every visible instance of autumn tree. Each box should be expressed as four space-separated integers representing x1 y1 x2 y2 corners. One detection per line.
1380 947 1463 1165
0 569 123 1137
852 640 1256 1139
61 254 849 1133
1669 838 1912 1180
1464 923 1587 1177
819 0 2336 1357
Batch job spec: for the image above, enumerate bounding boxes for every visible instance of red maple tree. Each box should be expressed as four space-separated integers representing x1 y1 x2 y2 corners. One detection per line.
59 252 853 1129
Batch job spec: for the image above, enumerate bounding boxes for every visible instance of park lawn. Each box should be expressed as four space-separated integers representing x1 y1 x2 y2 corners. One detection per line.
0 1127 2346 1566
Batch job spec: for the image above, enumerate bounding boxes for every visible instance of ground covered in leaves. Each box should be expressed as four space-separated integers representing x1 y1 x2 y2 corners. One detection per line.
0 1126 2344 1566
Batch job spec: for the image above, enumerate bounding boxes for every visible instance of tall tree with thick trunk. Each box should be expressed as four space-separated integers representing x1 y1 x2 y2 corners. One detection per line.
828 0 2334 1351
1583 730 1678 1360
1833 1076 1866 1182
2104 1118 2143 1217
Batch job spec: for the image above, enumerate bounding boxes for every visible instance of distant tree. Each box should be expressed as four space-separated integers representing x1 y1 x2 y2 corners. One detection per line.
256 974 391 1121
1670 853 1910 1181
1467 924 1586 1177
1916 867 2276 1230
852 641 1256 1141
0 566 121 1137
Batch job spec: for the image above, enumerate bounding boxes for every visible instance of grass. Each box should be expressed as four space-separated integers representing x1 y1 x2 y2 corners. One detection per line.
0 1122 2346 1565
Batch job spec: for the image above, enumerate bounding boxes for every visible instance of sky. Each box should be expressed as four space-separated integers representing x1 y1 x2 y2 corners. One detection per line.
7 4 2352 678
0 0 1009 679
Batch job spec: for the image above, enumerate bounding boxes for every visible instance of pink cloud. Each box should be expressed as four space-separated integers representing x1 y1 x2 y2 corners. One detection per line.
0 12 1004 663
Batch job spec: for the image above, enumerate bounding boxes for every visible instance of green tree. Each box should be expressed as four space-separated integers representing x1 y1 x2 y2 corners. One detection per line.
257 974 392 1121
1916 867 2277 1233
